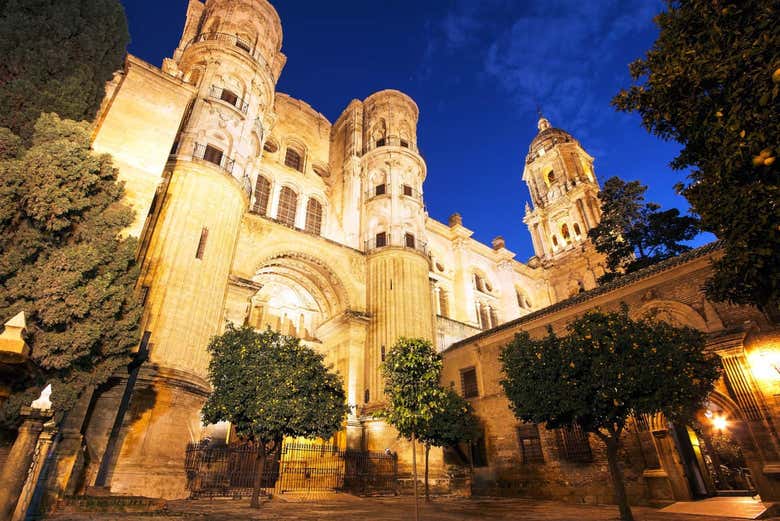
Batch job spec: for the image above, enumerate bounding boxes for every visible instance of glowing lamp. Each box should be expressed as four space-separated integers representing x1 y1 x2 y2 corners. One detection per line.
712 415 728 431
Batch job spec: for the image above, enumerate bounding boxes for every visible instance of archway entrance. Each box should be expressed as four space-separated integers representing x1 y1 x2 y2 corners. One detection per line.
674 402 756 498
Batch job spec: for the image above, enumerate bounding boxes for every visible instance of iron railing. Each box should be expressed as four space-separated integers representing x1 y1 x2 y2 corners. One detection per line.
208 85 249 114
365 186 422 202
183 32 270 72
364 233 428 255
193 143 235 175
185 440 398 498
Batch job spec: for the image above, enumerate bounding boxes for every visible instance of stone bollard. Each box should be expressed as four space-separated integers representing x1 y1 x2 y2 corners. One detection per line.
0 406 53 521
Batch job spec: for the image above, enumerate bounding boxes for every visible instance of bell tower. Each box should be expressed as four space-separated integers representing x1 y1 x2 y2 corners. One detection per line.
522 116 601 260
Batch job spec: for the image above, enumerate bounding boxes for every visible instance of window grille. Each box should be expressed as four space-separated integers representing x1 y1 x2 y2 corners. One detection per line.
555 424 592 462
375 184 386 196
195 227 209 259
517 423 544 464
375 232 387 248
277 187 297 228
460 367 478 398
284 148 303 171
305 198 323 235
252 176 271 215
405 233 415 248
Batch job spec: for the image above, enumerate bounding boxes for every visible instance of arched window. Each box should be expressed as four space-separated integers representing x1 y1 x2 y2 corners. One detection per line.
305 198 323 235
474 273 485 293
284 147 302 172
277 186 297 227
547 170 556 184
561 223 571 241
552 235 559 247
573 223 582 236
252 176 271 215
405 232 416 248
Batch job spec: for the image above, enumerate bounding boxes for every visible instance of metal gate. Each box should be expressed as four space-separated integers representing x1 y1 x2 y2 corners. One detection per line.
185 440 398 498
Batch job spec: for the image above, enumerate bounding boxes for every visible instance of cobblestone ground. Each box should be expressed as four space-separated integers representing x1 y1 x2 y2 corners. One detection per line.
46 495 780 521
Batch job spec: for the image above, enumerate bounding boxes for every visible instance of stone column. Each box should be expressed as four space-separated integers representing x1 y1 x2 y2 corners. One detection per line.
0 407 52 521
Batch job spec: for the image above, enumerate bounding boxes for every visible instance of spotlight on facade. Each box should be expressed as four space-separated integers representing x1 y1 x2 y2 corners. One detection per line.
712 415 728 431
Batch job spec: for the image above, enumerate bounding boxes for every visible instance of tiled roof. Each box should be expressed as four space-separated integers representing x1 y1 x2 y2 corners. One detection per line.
444 241 722 352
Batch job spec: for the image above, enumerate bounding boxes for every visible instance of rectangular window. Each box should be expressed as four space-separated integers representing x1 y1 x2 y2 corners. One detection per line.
235 38 251 52
195 227 209 259
220 88 239 107
403 184 413 197
400 139 409 148
376 138 386 147
460 367 478 398
375 183 386 196
556 423 592 462
517 423 544 464
375 232 387 248
203 145 223 167
405 233 415 248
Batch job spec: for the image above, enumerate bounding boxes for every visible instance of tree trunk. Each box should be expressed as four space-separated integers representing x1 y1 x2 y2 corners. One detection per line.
251 441 267 509
411 432 419 521
604 435 634 521
425 443 431 502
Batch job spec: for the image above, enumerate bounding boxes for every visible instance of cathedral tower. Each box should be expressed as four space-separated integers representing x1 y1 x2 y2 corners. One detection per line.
359 90 434 450
108 0 285 498
522 116 601 260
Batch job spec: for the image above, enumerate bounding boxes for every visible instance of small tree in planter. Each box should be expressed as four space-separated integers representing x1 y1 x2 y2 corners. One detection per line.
202 325 349 508
381 337 446 520
500 307 720 521
418 387 479 501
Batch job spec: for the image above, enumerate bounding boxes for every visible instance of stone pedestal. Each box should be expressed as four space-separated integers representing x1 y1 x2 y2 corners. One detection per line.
0 407 52 521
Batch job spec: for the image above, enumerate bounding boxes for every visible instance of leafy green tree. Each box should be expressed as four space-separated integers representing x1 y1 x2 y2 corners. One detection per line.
0 114 141 429
613 0 779 314
500 307 720 521
589 176 699 282
0 0 129 141
381 337 446 520
202 325 349 508
418 387 478 501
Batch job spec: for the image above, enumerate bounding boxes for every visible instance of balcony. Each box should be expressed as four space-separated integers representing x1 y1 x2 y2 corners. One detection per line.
364 232 428 256
183 32 270 73
208 85 249 115
193 143 235 175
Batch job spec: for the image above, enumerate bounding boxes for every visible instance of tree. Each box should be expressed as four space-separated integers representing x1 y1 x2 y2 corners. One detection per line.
613 0 779 314
0 114 142 429
418 387 479 501
0 0 129 141
588 176 699 283
500 307 720 521
202 325 349 508
381 337 446 521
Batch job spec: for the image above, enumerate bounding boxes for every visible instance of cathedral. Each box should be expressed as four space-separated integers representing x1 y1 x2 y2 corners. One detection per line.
81 0 608 498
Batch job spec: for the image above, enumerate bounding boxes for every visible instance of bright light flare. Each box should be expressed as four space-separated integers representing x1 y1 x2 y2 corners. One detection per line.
712 415 728 431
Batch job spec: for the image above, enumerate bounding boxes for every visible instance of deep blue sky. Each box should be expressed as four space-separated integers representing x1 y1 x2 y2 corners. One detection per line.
120 0 707 261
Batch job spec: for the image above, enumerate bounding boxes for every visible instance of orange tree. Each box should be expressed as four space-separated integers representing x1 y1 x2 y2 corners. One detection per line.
202 325 349 508
500 307 720 521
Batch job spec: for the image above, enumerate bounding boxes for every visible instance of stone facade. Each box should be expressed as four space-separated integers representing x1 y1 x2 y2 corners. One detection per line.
441 244 780 505
74 0 604 500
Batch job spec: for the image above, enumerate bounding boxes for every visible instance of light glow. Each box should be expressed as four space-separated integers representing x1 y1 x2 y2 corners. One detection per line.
712 415 728 431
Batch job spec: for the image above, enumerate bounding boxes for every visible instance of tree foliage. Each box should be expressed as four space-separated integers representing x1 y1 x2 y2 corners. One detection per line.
0 0 129 141
381 337 447 440
202 325 349 507
500 307 720 521
613 0 779 313
0 114 141 428
589 176 699 282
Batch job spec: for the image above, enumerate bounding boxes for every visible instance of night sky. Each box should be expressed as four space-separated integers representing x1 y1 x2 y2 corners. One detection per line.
119 0 710 261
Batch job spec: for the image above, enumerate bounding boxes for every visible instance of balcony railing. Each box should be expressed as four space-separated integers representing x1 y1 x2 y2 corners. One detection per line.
364 233 428 256
184 32 270 72
193 143 235 175
208 85 249 114
364 186 422 201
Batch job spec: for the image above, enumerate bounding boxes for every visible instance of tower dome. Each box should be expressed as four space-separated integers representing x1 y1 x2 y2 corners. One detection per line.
527 116 578 164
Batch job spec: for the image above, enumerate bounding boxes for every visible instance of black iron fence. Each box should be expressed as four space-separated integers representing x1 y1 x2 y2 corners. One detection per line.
185 440 398 498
